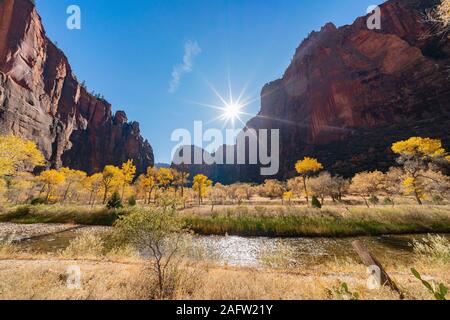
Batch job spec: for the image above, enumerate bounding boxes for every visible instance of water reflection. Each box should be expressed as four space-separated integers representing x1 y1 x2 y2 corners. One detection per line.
16 229 449 268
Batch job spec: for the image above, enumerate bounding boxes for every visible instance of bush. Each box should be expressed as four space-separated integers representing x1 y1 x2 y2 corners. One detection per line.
368 195 379 205
107 192 123 209
114 206 189 299
127 196 137 207
413 234 450 264
411 268 448 300
383 197 394 206
311 196 322 209
29 197 46 206
432 195 444 205
61 232 106 258
326 282 359 300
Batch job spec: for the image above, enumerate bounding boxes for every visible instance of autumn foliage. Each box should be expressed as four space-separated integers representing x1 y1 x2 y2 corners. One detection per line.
0 134 449 208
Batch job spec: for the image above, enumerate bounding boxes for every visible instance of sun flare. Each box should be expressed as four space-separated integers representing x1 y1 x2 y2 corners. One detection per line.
223 102 242 121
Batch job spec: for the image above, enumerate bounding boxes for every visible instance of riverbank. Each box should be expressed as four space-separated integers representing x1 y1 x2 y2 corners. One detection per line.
1 204 450 238
0 254 447 300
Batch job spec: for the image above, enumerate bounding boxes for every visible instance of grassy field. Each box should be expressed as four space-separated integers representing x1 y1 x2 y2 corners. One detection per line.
0 244 448 300
183 205 450 237
1 204 450 237
0 205 124 226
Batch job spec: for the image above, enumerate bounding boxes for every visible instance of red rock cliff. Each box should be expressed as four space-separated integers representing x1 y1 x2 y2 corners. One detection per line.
0 0 154 174
174 0 450 183
242 0 450 180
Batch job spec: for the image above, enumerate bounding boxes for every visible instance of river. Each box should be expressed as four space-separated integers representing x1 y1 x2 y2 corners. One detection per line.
3 224 447 268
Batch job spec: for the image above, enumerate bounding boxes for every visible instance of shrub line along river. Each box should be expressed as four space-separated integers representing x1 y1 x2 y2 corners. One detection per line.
1 223 448 268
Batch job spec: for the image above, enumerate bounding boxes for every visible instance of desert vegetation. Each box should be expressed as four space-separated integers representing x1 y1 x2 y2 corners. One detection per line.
0 135 450 234
0 134 449 300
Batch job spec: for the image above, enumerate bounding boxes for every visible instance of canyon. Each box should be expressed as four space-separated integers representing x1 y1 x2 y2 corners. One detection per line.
1 0 449 182
0 0 154 174
175 0 450 183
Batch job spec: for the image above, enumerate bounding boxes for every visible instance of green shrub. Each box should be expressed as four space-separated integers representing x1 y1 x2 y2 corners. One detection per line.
326 282 359 300
107 192 123 209
127 196 137 207
369 195 379 205
30 197 46 206
383 197 394 206
411 268 448 300
311 196 322 209
60 232 106 258
114 206 189 299
432 195 444 205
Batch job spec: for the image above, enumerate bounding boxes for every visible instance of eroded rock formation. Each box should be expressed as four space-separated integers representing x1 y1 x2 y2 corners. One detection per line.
0 0 154 174
174 0 450 182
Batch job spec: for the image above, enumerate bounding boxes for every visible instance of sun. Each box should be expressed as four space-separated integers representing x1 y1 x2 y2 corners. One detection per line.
185 77 256 128
223 102 242 121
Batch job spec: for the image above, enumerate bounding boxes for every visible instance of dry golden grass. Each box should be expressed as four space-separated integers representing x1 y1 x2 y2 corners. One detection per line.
0 253 448 300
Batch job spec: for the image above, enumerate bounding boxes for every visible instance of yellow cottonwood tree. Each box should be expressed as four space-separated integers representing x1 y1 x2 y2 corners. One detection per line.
349 171 384 207
295 157 324 203
193 174 212 205
0 135 45 177
157 168 174 191
120 160 136 201
7 172 35 204
392 137 447 159
83 173 103 206
101 165 122 204
392 137 449 204
38 169 66 202
283 191 293 205
60 168 87 202
137 171 156 204
172 169 190 197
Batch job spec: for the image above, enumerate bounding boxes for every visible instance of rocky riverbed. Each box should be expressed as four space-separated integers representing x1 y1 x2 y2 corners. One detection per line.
0 223 83 242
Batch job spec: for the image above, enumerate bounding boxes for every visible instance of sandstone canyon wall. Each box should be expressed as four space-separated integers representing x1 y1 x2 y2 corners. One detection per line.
0 0 154 174
175 0 450 183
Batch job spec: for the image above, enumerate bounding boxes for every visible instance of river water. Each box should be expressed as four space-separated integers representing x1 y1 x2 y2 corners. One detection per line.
8 226 448 268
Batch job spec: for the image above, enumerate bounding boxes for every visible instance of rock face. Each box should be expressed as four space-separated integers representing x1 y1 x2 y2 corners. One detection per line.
175 0 450 183
0 0 154 174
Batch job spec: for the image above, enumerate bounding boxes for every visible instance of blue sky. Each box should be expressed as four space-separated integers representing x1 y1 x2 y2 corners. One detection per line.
36 0 383 163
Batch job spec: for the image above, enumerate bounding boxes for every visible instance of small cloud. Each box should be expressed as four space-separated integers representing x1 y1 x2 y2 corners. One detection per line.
169 40 202 93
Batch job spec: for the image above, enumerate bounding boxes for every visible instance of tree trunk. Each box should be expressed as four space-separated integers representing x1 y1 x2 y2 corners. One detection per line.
303 176 309 204
121 184 125 202
413 189 423 205
102 187 108 204
362 196 370 208
45 186 51 203
88 191 93 206
63 183 72 202
352 240 404 299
